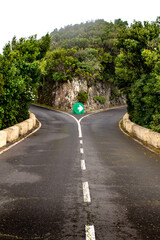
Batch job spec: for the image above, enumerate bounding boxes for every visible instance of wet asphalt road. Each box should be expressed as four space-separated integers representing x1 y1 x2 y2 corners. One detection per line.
0 105 160 239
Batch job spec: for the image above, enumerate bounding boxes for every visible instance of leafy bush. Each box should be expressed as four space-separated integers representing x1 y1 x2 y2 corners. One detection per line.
150 114 160 133
94 96 106 104
110 86 122 100
0 34 50 130
77 91 88 103
115 19 160 132
42 48 103 84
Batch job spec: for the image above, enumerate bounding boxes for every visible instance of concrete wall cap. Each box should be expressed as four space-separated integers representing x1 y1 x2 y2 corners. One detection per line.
16 121 29 136
123 113 160 149
4 126 20 143
0 111 37 148
25 118 34 131
29 112 36 126
0 131 7 148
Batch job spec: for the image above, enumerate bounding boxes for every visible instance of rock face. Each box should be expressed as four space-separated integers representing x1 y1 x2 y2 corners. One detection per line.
38 78 125 110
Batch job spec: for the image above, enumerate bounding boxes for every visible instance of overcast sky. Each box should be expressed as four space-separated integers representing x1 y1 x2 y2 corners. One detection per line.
1 0 160 53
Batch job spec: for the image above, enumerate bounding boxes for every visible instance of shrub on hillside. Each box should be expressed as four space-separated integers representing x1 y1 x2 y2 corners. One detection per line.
94 96 106 104
77 91 88 103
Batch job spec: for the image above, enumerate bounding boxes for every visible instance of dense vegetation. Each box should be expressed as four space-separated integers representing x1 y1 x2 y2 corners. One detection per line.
46 19 128 84
0 34 50 130
115 18 160 132
38 17 160 133
39 19 127 105
1 18 160 133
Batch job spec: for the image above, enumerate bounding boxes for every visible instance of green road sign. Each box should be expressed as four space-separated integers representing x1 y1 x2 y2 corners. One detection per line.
73 102 84 114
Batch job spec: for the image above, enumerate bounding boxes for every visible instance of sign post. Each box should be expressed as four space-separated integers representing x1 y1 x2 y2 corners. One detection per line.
73 102 84 114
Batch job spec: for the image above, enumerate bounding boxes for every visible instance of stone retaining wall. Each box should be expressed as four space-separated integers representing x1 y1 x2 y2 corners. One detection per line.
0 112 37 148
123 113 160 149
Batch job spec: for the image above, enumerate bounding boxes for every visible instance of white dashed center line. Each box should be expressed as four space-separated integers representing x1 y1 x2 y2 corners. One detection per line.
83 182 91 203
85 225 96 240
62 112 96 239
81 160 86 170
80 148 84 154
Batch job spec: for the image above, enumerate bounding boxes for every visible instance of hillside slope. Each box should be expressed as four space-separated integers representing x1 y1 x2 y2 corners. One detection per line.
38 19 128 110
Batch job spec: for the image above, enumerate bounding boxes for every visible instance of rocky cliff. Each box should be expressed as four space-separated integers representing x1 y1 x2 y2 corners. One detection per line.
38 78 125 111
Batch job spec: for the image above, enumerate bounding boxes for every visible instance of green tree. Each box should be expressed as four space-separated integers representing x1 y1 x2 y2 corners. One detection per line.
43 48 78 83
0 34 49 130
115 19 160 132
37 33 51 59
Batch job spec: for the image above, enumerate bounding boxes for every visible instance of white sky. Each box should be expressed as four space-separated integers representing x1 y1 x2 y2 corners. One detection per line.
0 0 160 53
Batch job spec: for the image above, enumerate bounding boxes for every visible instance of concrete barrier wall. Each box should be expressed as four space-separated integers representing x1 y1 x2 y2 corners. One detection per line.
0 112 37 148
4 126 20 143
16 121 28 136
123 113 160 149
0 131 7 148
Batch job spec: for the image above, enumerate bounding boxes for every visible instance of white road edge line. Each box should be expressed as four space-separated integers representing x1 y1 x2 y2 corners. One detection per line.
83 182 91 203
81 160 86 170
85 225 96 240
0 119 42 155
